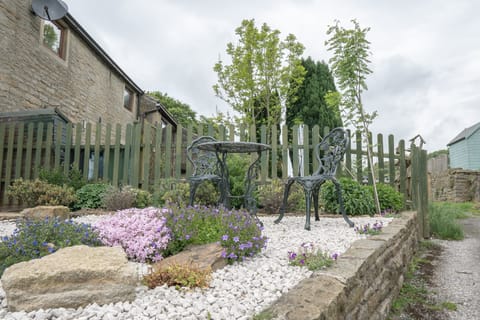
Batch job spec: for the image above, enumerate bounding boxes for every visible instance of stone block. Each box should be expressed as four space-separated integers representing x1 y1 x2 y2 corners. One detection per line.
1 245 137 312
21 206 70 220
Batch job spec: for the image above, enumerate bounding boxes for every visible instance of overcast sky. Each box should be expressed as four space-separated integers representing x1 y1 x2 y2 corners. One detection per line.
66 0 480 152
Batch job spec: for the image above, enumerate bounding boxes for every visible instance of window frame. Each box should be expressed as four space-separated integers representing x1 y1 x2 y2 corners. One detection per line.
123 87 135 111
42 20 67 60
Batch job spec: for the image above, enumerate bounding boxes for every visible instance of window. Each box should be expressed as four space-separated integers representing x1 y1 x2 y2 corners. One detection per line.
123 87 134 111
42 20 66 59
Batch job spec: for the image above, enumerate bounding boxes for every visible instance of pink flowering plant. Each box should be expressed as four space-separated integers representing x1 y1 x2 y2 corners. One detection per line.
288 242 337 271
354 221 383 235
163 204 267 263
93 207 171 263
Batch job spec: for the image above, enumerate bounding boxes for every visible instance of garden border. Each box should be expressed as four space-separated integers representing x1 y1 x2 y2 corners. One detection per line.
261 211 419 320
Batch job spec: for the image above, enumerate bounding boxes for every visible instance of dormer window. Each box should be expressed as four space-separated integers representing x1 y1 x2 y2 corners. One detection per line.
42 20 66 59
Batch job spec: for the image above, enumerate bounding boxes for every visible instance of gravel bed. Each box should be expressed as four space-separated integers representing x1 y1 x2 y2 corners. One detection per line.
0 215 392 320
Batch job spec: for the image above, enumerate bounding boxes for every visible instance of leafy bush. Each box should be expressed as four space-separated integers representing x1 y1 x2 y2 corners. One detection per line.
162 204 267 263
287 242 336 271
152 179 219 207
0 217 102 276
143 263 212 290
129 187 153 208
93 207 171 262
321 178 375 215
74 183 110 210
6 178 77 207
370 183 404 212
226 154 251 209
38 166 86 191
257 179 305 214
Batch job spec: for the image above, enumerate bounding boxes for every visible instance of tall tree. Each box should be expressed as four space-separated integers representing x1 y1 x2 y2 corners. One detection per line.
213 19 306 132
147 91 197 128
325 19 381 214
286 57 342 130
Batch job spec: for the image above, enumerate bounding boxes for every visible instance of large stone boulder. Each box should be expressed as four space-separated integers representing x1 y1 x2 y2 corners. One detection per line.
1 245 137 312
155 242 227 272
21 205 70 220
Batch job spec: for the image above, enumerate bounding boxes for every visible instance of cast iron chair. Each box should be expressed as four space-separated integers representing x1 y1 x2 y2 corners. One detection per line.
186 136 224 206
275 127 355 230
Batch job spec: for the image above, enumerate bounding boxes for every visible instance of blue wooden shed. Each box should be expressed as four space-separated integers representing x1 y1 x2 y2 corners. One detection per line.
447 122 480 170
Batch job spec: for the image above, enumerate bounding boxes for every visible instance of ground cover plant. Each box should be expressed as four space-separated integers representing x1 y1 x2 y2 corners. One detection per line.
428 202 471 240
0 217 102 276
143 263 212 290
354 221 383 235
287 242 337 271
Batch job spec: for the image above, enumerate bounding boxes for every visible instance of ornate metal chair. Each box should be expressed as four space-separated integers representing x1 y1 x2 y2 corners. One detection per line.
186 136 224 206
275 128 355 230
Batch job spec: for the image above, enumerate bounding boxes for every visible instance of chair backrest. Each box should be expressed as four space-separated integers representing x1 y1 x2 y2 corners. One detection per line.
186 136 220 177
313 128 349 177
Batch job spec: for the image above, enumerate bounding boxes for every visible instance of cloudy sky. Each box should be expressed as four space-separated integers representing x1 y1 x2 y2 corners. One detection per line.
66 0 480 152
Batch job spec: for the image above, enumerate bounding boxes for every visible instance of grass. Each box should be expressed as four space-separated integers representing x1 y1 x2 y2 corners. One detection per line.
428 201 479 240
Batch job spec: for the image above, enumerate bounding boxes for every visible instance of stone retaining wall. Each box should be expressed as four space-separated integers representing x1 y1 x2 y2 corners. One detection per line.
262 211 419 320
431 169 480 202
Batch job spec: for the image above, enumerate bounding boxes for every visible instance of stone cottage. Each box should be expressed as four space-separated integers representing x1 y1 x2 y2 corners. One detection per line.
0 0 176 128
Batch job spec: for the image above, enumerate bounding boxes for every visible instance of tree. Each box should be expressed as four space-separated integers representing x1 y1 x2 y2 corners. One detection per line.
286 57 342 130
43 23 58 51
325 19 381 214
213 19 306 133
147 91 197 128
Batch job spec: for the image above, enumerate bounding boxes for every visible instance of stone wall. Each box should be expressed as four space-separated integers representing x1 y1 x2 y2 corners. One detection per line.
431 169 480 202
262 211 420 320
0 0 137 125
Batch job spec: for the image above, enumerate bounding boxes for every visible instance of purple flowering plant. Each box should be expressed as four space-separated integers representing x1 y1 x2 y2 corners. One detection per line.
288 242 337 271
354 221 383 235
93 207 171 263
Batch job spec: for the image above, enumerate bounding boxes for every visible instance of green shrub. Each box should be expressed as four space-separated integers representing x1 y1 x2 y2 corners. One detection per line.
370 183 404 212
38 166 86 191
152 179 219 207
321 178 375 215
143 263 212 290
258 179 305 214
0 217 102 276
6 178 77 207
226 154 251 209
130 187 153 208
74 183 110 210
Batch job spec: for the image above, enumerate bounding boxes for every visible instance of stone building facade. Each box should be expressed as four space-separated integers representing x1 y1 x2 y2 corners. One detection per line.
0 0 176 128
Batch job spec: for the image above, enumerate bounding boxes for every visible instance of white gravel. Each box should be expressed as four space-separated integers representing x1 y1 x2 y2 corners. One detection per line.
0 215 392 320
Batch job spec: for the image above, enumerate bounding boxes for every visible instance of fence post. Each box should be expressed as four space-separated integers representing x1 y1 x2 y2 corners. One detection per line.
411 145 429 238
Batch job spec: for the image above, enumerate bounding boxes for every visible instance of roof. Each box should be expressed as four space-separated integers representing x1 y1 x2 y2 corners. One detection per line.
63 14 143 94
141 95 178 127
447 122 480 146
0 108 71 123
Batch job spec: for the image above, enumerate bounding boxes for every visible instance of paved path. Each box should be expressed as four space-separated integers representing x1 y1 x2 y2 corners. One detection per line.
432 217 480 320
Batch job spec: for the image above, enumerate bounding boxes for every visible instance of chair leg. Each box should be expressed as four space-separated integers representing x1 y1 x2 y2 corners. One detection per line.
189 182 198 206
274 179 294 224
304 189 313 231
313 187 320 221
333 179 354 227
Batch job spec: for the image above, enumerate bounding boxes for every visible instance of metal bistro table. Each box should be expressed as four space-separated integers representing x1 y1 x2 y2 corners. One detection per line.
196 141 271 220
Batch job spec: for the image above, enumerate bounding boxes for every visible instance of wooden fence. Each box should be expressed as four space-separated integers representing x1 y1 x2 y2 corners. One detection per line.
0 121 425 216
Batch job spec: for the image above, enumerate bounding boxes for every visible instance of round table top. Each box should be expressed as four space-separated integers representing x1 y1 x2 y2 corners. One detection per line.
196 141 271 153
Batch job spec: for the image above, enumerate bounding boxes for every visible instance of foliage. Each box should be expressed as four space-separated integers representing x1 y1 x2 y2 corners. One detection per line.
325 19 381 214
321 178 375 215
429 202 465 240
286 57 342 130
152 179 219 207
93 207 171 263
147 91 198 128
38 166 87 191
214 19 306 129
257 179 305 214
287 242 336 271
143 263 212 290
6 178 77 207
427 149 448 160
226 154 251 209
74 183 110 210
354 221 383 235
370 183 404 212
0 217 102 277
163 204 267 263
